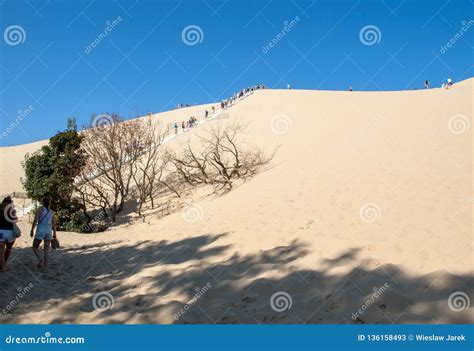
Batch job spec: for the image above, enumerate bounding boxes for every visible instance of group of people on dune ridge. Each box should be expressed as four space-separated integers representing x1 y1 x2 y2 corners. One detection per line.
172 84 266 135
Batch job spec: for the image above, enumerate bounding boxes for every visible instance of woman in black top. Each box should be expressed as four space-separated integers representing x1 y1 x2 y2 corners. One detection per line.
0 196 17 272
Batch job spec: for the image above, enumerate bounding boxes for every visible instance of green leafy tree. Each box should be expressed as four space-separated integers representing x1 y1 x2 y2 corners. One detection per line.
22 125 87 231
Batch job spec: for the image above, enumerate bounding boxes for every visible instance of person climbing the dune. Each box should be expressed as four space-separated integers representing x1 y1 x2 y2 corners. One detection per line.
0 196 20 272
30 197 57 270
174 123 178 135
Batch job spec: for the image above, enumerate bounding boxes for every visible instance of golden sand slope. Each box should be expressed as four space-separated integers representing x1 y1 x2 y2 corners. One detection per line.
0 80 472 324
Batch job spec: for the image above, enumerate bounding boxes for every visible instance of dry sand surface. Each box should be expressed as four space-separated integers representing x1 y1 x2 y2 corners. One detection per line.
0 80 472 324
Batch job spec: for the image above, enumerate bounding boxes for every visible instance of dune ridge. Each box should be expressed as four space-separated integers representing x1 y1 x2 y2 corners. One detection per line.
0 79 472 324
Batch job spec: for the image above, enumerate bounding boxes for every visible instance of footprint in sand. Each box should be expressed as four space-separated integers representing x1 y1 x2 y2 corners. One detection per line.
328 302 340 311
242 296 256 304
79 302 95 313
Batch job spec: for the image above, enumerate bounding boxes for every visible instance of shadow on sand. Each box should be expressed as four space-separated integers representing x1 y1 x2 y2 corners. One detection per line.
0 233 472 324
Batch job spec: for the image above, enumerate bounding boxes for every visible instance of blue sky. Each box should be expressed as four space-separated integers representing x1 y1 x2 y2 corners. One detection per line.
0 0 472 146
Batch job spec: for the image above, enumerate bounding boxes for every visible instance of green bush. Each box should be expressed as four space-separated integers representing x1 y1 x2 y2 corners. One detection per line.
22 120 87 231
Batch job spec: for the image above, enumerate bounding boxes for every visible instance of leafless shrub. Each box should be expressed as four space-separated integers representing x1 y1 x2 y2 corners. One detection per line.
171 122 274 193
130 119 180 216
76 114 175 223
75 117 273 230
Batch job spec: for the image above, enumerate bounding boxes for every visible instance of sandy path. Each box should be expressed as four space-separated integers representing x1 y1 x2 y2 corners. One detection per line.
0 80 472 324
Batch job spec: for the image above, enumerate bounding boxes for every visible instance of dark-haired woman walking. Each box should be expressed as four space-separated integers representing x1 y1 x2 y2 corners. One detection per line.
0 196 18 272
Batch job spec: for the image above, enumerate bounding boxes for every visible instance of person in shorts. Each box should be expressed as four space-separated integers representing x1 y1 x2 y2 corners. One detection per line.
30 197 57 270
0 196 17 272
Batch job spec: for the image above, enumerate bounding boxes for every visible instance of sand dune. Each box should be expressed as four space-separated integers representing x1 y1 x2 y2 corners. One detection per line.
0 103 218 196
0 80 472 324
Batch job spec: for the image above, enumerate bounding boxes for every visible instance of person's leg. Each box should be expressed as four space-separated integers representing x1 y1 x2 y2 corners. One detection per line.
0 242 5 271
43 240 52 268
4 240 14 264
32 239 43 266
